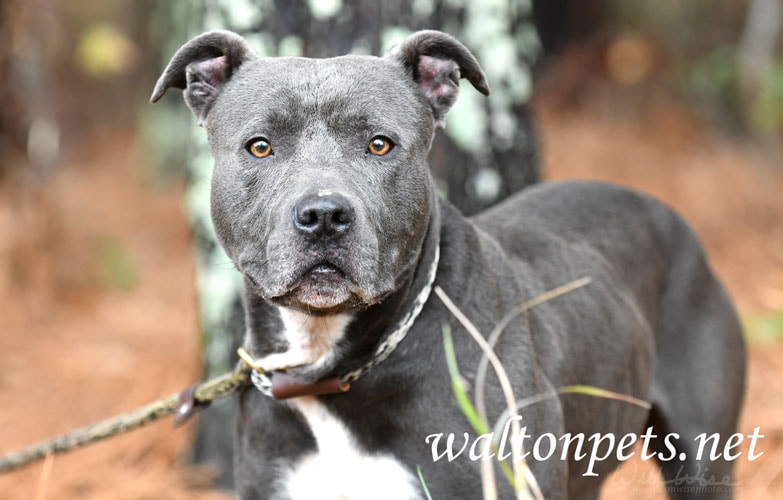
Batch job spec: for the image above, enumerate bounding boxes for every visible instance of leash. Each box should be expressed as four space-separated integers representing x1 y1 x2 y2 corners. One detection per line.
0 238 441 474
0 246 441 474
0 361 251 474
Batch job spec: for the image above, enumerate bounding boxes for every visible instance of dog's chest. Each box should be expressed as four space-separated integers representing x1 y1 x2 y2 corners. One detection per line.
263 308 420 499
278 397 420 500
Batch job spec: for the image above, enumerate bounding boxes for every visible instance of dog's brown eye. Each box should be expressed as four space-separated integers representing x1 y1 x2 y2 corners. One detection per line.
248 138 273 158
368 136 393 156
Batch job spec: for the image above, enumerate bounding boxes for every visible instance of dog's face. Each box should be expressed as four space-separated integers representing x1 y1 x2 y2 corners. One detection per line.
152 31 488 315
206 56 435 314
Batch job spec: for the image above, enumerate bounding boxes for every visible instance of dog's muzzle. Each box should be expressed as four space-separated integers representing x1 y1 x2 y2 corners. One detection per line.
264 192 362 312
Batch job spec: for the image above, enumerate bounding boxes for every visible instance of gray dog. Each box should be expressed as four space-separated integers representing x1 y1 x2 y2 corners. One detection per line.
152 30 746 499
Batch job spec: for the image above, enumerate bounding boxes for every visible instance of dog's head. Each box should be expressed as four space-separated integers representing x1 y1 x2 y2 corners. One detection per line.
152 30 488 315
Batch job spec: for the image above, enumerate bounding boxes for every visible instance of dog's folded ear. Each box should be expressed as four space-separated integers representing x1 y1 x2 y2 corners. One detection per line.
387 30 489 128
150 30 257 125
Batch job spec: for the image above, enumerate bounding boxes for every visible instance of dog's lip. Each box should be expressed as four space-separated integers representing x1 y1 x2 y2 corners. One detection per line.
305 262 345 278
243 260 381 312
242 261 346 290
270 263 359 315
265 261 350 298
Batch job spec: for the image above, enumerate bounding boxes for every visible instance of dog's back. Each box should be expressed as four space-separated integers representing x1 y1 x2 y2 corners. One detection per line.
475 180 746 498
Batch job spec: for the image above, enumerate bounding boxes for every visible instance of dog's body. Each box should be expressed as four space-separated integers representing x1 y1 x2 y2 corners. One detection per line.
153 30 746 499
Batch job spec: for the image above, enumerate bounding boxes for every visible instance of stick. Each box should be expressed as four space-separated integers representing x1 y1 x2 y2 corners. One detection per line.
0 362 251 474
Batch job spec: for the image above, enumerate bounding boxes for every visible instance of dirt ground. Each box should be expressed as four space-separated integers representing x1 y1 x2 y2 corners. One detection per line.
0 82 781 498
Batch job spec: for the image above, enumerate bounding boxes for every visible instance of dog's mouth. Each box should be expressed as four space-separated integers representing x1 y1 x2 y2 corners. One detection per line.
267 262 366 315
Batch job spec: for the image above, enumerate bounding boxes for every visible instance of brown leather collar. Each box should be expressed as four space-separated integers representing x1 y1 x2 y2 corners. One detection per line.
269 371 350 399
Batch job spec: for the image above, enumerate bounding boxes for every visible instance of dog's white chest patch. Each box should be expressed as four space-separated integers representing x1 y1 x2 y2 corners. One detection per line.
256 309 419 498
258 308 352 372
281 396 420 500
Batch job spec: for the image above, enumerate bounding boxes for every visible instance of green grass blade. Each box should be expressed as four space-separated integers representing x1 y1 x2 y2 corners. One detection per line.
442 325 516 489
558 385 651 409
418 467 433 500
443 325 490 435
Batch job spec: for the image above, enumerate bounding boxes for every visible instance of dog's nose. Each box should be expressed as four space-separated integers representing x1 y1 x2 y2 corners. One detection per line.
293 193 354 238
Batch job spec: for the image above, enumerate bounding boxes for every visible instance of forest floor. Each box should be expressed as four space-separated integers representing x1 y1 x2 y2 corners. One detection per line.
0 67 781 499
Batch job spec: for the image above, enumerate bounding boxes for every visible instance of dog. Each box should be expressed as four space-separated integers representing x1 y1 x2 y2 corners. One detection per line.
151 30 746 500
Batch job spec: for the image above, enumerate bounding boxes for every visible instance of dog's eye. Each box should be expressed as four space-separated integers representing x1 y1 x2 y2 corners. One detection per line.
367 136 394 156
247 138 273 158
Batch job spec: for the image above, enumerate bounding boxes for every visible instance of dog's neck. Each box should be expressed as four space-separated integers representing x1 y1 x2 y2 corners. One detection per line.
242 191 442 386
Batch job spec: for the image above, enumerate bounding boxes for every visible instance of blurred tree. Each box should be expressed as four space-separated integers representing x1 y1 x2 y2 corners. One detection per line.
531 0 783 153
0 0 60 180
739 0 782 86
531 0 605 57
739 0 783 141
148 0 541 488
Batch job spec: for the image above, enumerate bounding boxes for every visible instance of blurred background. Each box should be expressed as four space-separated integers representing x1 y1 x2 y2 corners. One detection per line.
0 1 781 499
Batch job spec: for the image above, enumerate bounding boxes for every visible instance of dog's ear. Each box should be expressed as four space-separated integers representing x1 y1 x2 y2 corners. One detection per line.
150 30 257 125
387 30 489 128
